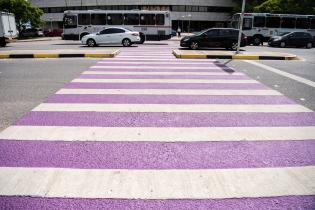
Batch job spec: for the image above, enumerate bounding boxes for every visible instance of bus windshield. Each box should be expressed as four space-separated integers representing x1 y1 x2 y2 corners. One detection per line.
63 15 77 28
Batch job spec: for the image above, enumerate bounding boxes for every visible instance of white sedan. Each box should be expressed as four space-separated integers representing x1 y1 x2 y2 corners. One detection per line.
81 27 141 47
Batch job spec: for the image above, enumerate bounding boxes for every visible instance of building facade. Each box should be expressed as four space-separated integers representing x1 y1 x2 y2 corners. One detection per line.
29 0 236 32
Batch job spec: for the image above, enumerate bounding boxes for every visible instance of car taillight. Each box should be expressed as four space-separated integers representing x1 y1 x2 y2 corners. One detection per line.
132 33 139 36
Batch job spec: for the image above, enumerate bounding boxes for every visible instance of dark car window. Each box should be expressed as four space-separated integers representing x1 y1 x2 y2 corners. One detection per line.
205 29 219 36
101 28 125 34
220 29 231 36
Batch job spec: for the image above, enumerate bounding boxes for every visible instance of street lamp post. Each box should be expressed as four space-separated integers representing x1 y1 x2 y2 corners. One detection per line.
181 15 185 32
236 0 246 54
49 17 53 33
188 14 191 33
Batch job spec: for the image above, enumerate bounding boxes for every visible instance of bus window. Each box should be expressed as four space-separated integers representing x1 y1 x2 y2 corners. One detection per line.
281 17 296 28
254 16 265 27
140 14 156 25
107 14 123 25
63 15 77 28
243 18 252 30
296 18 309 29
266 16 280 28
124 14 139 25
311 19 315 29
78 13 90 25
156 14 165 25
91 14 106 25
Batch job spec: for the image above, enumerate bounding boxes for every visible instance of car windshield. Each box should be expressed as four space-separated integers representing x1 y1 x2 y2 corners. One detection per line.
280 32 290 36
194 29 208 36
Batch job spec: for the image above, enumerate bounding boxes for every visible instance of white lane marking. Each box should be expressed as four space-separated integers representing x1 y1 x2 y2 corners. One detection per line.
98 61 219 65
245 60 315 88
1 126 315 142
33 103 312 113
56 89 281 96
71 79 259 84
0 166 314 199
90 66 228 70
82 71 245 76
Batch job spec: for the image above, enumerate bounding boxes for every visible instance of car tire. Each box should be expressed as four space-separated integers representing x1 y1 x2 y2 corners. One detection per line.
190 41 199 50
122 38 131 47
231 42 238 51
139 33 145 44
87 39 96 47
280 42 286 48
306 42 313 49
0 38 6 47
253 36 262 46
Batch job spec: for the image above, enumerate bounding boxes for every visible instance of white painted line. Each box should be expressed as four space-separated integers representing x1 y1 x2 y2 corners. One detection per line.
71 79 259 84
33 103 312 113
0 166 314 199
56 89 281 95
245 60 315 88
82 71 245 76
102 58 214 62
98 61 218 65
90 66 226 70
1 126 315 142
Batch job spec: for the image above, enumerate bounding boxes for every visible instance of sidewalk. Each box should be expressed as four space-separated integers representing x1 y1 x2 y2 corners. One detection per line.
173 49 299 60
0 49 120 59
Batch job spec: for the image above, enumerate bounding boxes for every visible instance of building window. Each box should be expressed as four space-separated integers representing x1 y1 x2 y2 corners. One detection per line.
199 6 207 12
296 18 309 29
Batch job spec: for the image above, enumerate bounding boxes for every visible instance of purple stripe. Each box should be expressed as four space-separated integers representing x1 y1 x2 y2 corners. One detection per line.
0 196 314 210
16 112 315 127
96 63 221 66
65 83 268 89
1 140 314 169
79 74 250 80
89 68 234 72
46 94 293 104
100 60 220 63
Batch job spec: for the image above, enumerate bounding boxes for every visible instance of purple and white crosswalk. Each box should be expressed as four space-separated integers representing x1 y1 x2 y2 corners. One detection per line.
0 45 314 210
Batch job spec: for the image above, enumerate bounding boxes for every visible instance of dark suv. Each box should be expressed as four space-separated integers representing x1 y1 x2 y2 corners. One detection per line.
180 28 247 50
268 32 313 48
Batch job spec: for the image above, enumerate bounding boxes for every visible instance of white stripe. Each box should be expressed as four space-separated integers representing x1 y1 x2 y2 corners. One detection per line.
56 89 282 96
245 60 315 88
0 166 314 199
82 71 244 76
71 79 258 84
98 61 218 65
1 126 314 142
33 104 312 113
90 66 226 69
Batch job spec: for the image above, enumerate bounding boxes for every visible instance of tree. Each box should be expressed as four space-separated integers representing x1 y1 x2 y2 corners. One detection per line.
0 0 43 33
254 0 315 15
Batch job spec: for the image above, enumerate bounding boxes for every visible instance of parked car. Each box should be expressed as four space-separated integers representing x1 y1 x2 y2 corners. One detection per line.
0 12 18 47
171 29 177 37
180 28 247 50
268 32 313 48
20 28 44 38
44 28 63 37
81 27 140 47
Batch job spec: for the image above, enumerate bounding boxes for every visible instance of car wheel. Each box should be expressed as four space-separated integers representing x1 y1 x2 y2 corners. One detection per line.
253 36 262 46
306 42 313 49
87 39 96 47
0 39 6 47
231 42 238 51
190 41 199 50
280 42 286 48
122 38 131 47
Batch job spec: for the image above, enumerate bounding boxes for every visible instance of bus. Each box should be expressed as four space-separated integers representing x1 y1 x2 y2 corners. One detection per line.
63 10 172 43
231 13 315 45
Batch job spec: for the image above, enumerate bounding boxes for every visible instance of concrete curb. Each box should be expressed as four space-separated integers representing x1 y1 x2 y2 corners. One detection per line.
172 50 299 60
0 49 120 59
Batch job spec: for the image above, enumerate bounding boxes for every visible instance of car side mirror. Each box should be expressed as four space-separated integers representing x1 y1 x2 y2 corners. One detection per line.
96 32 100 35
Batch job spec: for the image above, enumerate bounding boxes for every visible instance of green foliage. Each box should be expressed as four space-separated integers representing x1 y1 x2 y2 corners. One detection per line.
0 0 43 32
233 0 315 15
